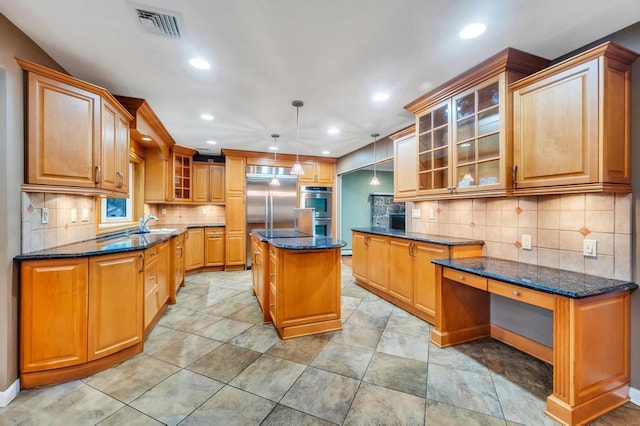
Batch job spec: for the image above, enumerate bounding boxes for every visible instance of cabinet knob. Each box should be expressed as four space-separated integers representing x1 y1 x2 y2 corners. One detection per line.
459 275 465 281
513 290 520 296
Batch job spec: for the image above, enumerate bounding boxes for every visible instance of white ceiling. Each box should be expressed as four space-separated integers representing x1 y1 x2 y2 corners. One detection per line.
2 1 640 158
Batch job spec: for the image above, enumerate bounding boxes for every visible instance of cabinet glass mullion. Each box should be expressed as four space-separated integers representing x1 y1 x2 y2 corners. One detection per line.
417 103 449 192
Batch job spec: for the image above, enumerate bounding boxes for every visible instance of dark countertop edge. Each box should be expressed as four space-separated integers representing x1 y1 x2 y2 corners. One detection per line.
432 257 638 299
268 238 346 250
14 229 187 261
351 227 484 246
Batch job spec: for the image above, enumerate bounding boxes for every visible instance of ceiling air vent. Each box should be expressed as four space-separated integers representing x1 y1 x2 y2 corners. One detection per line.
133 4 182 38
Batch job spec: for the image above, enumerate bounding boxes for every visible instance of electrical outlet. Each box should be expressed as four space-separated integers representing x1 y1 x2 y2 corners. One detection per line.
583 239 597 257
522 234 532 250
161 208 167 215
429 209 436 221
81 208 89 222
202 208 208 215
411 209 421 219
41 208 49 224
70 209 77 223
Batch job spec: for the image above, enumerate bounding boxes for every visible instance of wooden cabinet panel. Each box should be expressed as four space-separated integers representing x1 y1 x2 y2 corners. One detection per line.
116 114 130 193
26 72 100 188
144 149 168 202
193 163 225 203
225 194 246 268
511 43 637 194
225 156 246 195
21 259 88 372
393 132 417 200
143 247 159 328
352 232 368 283
185 228 204 271
171 233 185 302
88 252 143 361
298 161 334 185
156 241 170 308
205 228 225 266
100 100 130 193
225 233 246 267
366 235 388 292
413 242 447 318
387 238 414 305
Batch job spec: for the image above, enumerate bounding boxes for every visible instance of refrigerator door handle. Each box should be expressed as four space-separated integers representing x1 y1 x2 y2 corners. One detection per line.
265 192 269 229
269 194 274 229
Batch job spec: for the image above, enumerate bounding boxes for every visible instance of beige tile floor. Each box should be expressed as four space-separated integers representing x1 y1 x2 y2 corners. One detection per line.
2 263 639 425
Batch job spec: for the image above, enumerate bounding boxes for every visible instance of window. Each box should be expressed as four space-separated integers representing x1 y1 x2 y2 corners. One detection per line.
97 160 143 233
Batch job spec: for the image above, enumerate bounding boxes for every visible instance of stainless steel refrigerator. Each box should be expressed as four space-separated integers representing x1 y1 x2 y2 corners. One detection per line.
245 165 298 267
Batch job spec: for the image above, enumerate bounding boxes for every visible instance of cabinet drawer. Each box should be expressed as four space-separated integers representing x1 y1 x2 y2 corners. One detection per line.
488 279 555 310
443 268 487 290
206 228 225 236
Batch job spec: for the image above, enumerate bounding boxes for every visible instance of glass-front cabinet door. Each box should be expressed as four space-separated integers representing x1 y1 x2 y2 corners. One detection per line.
452 75 505 193
417 100 451 195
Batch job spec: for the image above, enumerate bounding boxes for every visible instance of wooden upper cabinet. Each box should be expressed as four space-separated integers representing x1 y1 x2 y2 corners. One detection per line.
225 156 246 195
101 99 130 193
193 162 225 203
511 42 638 194
391 126 417 201
404 48 549 199
298 161 334 185
172 148 194 201
18 58 132 195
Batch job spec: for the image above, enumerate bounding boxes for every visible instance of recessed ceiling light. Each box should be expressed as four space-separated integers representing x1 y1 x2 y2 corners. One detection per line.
269 146 278 151
141 136 152 141
328 127 340 135
322 150 331 155
200 114 214 120
372 92 389 102
189 58 210 70
459 23 486 39
206 140 217 145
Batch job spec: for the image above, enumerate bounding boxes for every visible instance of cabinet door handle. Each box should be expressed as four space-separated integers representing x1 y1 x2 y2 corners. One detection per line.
116 171 124 188
177 246 183 258
95 166 102 184
138 253 144 272
512 165 518 188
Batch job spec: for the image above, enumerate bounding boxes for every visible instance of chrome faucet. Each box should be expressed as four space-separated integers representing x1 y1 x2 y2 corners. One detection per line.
139 215 159 233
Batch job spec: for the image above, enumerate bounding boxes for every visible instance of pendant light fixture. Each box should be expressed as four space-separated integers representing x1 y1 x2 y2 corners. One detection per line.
270 134 280 186
290 100 305 176
370 133 381 186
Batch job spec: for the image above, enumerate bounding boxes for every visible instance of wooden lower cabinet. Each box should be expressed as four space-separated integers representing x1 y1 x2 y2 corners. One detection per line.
21 258 89 373
88 252 143 361
144 241 169 330
352 231 483 324
225 232 245 269
205 228 225 267
185 228 204 271
170 232 186 303
251 235 270 323
269 246 342 339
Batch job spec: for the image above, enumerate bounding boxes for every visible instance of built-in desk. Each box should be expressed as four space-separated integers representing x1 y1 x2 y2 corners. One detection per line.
431 257 637 426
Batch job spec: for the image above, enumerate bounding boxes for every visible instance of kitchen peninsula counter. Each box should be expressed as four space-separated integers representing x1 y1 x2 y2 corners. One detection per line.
351 226 485 246
250 229 346 338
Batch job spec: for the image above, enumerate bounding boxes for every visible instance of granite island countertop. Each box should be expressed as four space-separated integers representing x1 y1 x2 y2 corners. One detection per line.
252 229 346 250
433 256 638 299
351 227 484 246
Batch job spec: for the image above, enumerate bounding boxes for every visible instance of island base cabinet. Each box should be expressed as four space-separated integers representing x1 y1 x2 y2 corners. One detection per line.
21 259 88 373
270 247 342 339
88 252 143 361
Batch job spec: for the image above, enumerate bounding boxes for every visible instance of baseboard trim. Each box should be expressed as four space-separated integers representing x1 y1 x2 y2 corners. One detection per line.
630 386 640 406
0 379 20 408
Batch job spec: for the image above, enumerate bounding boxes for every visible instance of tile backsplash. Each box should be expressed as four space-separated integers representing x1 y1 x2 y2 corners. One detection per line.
411 193 631 280
21 192 96 253
147 204 225 225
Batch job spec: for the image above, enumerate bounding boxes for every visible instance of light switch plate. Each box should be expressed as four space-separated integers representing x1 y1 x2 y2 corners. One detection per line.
70 209 77 223
81 208 89 222
429 209 436 221
411 209 421 219
522 234 532 250
161 208 167 215
41 208 49 224
583 239 597 257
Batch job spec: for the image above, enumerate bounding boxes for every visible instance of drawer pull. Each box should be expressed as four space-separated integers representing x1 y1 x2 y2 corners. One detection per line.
513 290 520 296
459 275 465 281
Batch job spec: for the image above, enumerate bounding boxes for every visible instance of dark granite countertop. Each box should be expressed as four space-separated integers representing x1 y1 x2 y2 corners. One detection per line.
351 227 484 246
165 223 225 229
15 228 187 261
433 256 638 299
252 229 345 250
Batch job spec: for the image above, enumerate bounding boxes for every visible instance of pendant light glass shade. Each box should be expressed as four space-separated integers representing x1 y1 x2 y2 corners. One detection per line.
370 133 381 186
290 100 305 176
270 134 280 186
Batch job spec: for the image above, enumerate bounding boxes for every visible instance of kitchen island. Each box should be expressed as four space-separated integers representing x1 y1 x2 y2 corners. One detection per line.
251 229 346 339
